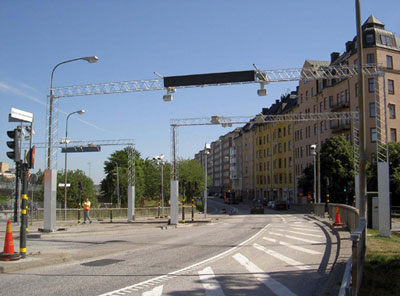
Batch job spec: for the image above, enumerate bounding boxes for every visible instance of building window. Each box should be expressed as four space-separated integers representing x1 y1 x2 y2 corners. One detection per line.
367 54 375 64
387 55 393 69
306 90 309 99
390 129 397 142
288 125 292 135
388 79 395 94
355 83 359 97
370 128 377 142
368 78 375 93
389 104 396 119
366 34 374 44
289 157 292 167
329 96 334 107
370 103 376 117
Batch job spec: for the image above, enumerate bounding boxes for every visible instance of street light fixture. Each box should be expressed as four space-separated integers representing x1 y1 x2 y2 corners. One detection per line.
153 154 165 217
310 144 317 204
47 56 98 169
64 109 85 220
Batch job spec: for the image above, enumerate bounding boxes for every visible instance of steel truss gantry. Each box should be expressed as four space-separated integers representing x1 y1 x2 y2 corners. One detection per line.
170 112 360 180
28 139 135 186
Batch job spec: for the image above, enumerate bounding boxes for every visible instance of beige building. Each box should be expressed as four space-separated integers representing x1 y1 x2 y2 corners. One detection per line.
294 15 400 202
232 122 255 201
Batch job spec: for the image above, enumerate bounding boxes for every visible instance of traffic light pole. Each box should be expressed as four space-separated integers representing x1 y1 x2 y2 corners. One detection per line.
14 162 21 223
20 163 28 258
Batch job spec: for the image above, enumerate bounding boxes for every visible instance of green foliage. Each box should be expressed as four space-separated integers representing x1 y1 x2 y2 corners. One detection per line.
367 142 400 206
57 169 96 207
178 159 207 199
297 136 355 203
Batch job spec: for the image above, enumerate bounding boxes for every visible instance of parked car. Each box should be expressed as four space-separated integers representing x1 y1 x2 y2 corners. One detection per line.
274 200 287 210
250 202 264 214
262 198 269 206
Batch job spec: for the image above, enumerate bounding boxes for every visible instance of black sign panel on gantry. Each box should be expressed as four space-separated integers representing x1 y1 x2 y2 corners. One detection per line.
163 70 256 88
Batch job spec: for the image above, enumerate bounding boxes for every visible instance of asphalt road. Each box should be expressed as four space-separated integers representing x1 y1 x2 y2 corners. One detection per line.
0 198 336 296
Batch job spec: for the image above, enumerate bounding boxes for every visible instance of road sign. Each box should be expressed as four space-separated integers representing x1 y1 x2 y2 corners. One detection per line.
61 145 101 153
8 108 33 123
58 183 71 187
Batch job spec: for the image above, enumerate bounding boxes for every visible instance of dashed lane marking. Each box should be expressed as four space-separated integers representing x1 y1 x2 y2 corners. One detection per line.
198 266 226 296
97 224 271 296
233 253 297 296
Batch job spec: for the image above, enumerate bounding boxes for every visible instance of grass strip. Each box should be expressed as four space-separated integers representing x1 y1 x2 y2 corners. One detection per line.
359 229 400 296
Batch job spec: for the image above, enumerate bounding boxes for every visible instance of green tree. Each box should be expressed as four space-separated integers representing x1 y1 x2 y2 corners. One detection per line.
178 159 207 200
57 169 96 207
367 142 400 206
320 136 355 203
297 136 355 204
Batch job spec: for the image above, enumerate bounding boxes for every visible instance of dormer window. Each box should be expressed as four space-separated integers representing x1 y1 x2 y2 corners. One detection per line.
366 34 374 44
380 34 393 46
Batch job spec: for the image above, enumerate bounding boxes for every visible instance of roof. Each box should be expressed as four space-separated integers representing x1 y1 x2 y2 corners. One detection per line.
363 15 384 28
304 60 330 68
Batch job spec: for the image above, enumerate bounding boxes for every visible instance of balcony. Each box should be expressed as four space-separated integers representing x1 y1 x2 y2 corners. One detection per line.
331 102 350 111
332 123 351 133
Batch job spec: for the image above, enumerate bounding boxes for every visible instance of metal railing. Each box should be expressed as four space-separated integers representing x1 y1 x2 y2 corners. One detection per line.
313 203 366 296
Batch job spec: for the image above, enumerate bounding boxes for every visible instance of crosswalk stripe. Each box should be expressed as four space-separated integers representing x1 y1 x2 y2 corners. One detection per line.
285 230 323 238
268 232 321 244
233 253 297 296
198 266 226 296
142 285 163 296
253 243 312 270
262 237 322 255
291 227 321 232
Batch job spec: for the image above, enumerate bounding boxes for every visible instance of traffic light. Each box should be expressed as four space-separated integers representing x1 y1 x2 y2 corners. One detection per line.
6 128 21 162
27 145 35 169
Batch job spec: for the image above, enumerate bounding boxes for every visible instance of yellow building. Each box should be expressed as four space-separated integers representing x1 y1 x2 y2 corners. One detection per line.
254 92 297 202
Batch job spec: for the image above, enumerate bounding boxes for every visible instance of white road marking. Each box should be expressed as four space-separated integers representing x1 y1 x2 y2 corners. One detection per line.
291 227 321 232
97 224 271 296
268 232 321 244
198 266 226 296
285 230 323 238
233 253 297 296
142 285 163 296
263 237 277 243
262 237 322 255
253 243 312 270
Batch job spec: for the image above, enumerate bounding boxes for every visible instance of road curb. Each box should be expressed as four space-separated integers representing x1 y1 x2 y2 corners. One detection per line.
0 253 72 274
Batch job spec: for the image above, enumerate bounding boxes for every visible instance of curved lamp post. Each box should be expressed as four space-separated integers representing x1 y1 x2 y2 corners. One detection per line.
48 56 98 169
64 109 85 220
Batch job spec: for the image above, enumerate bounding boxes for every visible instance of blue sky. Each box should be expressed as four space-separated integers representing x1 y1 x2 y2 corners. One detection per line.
1 0 399 184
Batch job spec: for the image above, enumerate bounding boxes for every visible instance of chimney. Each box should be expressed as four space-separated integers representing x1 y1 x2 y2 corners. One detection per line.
345 41 353 52
330 52 340 63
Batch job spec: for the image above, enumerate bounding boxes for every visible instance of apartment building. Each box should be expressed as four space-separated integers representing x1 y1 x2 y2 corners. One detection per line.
254 92 297 202
294 15 400 202
232 122 255 201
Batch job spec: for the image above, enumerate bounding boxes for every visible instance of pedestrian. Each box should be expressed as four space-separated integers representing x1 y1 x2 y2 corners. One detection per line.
83 197 92 224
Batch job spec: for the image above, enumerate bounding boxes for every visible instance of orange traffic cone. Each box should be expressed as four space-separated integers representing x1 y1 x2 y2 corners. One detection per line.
0 220 21 261
333 206 343 227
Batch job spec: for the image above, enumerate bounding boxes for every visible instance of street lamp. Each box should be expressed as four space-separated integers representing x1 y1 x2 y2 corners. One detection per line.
113 162 120 208
47 56 98 169
64 109 85 220
153 154 165 217
204 144 211 218
310 144 317 204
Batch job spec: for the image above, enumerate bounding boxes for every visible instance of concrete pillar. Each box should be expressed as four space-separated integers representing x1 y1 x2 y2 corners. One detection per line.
170 180 179 225
128 186 135 221
378 162 391 237
43 169 57 232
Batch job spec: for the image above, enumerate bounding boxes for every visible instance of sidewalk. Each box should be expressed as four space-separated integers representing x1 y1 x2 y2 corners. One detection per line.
0 214 213 274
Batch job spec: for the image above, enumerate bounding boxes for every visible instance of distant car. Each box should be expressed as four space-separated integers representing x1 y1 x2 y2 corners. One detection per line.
274 200 287 210
250 202 264 214
262 198 269 206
